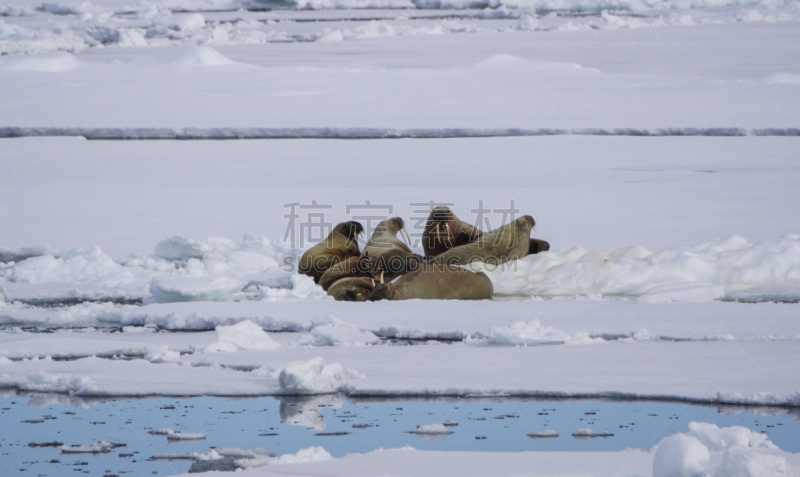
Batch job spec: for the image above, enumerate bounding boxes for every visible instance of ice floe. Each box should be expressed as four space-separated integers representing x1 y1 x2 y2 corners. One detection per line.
278 357 363 395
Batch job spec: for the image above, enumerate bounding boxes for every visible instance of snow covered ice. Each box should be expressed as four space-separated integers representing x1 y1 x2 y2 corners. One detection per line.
1 0 799 473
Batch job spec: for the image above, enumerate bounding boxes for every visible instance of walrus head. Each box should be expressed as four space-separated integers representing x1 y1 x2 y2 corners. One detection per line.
519 215 536 233
368 283 392 301
334 221 364 241
374 217 411 246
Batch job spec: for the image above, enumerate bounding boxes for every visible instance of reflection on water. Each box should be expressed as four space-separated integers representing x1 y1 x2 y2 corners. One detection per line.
2 392 799 476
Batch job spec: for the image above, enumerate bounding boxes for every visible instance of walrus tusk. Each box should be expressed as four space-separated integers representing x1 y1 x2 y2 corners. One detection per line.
380 271 385 284
435 223 440 242
401 226 411 246
533 226 537 233
444 222 451 241
371 278 375 287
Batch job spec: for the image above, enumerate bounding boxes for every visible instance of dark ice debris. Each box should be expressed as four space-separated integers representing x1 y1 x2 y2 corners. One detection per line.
188 456 239 473
29 442 64 447
315 432 351 436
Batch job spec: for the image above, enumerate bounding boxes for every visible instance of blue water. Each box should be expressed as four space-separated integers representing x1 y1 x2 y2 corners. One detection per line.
1 393 798 476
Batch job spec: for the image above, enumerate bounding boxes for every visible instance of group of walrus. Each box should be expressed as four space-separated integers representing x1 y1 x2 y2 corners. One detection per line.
298 207 550 302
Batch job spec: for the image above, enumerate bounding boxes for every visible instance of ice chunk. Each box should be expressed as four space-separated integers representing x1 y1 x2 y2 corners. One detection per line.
410 423 455 434
278 357 361 395
237 446 332 468
715 446 790 477
688 421 776 452
528 429 559 438
148 276 246 303
309 318 380 346
59 441 123 453
204 320 280 353
652 434 710 477
21 372 96 394
482 319 601 346
144 346 182 363
516 15 539 30
154 236 209 260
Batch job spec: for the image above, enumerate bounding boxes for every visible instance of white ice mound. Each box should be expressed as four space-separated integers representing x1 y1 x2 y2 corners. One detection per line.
571 428 613 437
154 236 210 260
238 446 333 468
688 421 776 452
483 235 800 302
8 245 124 285
715 446 790 477
0 52 80 72
149 276 246 303
481 319 601 346
410 423 455 434
59 441 119 453
204 320 280 353
653 422 789 477
278 357 362 395
134 45 234 67
20 371 97 394
528 429 559 437
307 317 380 346
259 273 327 301
653 434 710 477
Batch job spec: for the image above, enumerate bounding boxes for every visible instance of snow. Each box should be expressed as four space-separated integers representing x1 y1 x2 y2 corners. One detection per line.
651 421 793 477
278 357 362 395
239 446 334 468
480 234 800 301
652 434 710 477
0 2 799 475
163 441 800 477
688 422 776 452
715 447 791 477
204 320 281 352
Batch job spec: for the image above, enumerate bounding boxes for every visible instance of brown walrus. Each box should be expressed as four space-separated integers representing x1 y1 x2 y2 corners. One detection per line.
422 207 483 258
363 217 423 281
298 221 363 284
430 215 536 267
318 256 372 292
529 238 550 254
327 277 376 302
369 265 493 301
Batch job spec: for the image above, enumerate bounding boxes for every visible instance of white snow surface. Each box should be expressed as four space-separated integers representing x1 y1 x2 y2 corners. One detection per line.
163 440 800 477
0 4 799 475
652 422 792 477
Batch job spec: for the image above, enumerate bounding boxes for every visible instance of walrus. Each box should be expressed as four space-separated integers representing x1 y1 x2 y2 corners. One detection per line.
318 256 372 292
327 277 376 302
369 265 493 301
430 215 536 267
298 221 363 284
363 217 423 281
529 238 550 254
422 207 483 258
